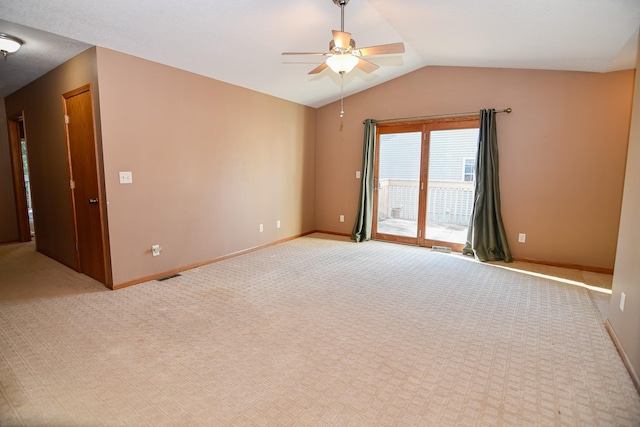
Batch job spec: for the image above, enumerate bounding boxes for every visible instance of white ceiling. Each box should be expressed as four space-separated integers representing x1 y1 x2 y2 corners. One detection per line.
1 0 639 107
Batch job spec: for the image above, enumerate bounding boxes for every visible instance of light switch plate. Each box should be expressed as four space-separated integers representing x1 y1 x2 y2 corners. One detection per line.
356 171 361 179
151 244 161 256
119 171 133 184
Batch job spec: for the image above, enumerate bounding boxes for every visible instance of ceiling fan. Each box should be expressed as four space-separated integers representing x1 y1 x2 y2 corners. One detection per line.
282 0 405 75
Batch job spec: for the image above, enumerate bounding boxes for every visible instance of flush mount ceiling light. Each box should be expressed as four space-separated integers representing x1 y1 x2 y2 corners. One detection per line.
0 33 23 60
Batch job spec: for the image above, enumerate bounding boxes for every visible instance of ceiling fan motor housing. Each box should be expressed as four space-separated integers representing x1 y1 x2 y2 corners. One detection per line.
330 38 356 54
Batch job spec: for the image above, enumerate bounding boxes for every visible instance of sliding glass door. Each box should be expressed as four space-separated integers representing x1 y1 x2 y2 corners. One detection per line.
424 124 480 250
373 117 480 251
373 125 422 243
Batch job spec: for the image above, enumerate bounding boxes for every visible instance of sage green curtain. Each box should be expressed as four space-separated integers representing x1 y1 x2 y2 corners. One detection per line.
463 109 512 262
352 119 377 242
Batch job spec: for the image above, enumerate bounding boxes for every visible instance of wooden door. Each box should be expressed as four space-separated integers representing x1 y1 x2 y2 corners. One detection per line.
7 115 31 242
63 85 107 284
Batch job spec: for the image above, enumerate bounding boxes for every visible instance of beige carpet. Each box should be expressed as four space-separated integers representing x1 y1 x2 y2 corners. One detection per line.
0 234 639 426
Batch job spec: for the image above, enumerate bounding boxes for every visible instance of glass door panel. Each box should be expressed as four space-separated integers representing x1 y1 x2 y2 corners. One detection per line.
375 131 422 239
425 128 479 245
21 137 34 236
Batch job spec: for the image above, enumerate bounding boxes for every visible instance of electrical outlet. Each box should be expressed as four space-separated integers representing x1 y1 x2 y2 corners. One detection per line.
277 220 281 229
518 233 526 243
620 292 626 312
340 215 345 223
119 171 133 184
259 224 264 232
356 171 361 179
151 244 161 256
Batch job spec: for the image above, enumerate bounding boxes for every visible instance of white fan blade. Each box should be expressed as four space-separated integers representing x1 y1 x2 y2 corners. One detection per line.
356 43 405 56
356 57 379 73
308 62 329 75
282 52 328 56
332 30 352 50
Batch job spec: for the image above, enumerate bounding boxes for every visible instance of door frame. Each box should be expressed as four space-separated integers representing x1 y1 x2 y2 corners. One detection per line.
372 123 423 245
6 113 31 242
372 115 479 251
419 117 479 252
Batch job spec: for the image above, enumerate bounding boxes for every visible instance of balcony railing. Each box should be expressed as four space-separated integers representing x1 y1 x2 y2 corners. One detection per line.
378 179 475 226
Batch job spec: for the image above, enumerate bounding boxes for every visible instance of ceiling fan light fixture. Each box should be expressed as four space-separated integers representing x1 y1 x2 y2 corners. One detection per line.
326 54 358 74
0 33 23 59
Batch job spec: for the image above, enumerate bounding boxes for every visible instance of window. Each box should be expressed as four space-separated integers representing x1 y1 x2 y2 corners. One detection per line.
463 157 475 182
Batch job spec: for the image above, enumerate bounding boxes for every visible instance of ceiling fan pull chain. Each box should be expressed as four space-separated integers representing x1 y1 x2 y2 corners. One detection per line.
340 72 345 117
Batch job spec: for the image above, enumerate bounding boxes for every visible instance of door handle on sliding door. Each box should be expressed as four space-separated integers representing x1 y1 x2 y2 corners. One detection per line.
88 198 99 204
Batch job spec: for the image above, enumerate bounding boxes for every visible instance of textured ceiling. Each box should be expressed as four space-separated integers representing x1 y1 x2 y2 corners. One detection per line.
0 19 91 99
0 0 639 107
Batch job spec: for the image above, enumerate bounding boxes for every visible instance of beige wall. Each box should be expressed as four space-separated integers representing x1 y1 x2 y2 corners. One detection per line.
95 48 316 286
0 100 19 243
4 48 99 268
1 48 633 285
609 32 640 382
315 66 634 271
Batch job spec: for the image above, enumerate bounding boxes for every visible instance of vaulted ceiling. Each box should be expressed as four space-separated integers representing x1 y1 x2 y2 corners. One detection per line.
1 0 639 107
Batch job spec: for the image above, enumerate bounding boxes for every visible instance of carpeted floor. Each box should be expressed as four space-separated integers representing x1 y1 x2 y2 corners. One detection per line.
1 233 639 426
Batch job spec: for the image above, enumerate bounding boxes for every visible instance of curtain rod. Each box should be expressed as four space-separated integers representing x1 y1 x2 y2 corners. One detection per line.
369 108 512 124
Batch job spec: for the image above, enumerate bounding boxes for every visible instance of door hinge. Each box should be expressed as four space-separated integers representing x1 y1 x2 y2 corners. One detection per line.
64 115 70 124
70 180 75 189
421 182 424 190
75 242 79 251
419 229 422 238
